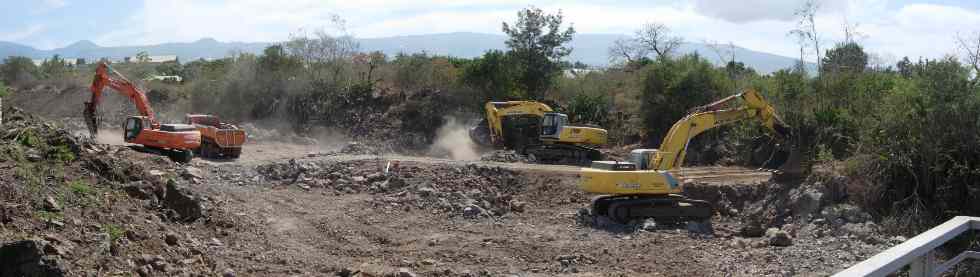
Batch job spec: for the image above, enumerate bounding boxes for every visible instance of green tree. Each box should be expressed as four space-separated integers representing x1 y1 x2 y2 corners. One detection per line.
0 80 8 98
502 6 575 100
461 50 519 101
821 42 868 75
640 54 730 146
136 51 150 63
41 55 70 79
857 57 980 233
154 61 183 77
1 56 40 85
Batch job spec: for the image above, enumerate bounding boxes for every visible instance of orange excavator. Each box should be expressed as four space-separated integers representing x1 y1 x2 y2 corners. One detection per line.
84 62 200 162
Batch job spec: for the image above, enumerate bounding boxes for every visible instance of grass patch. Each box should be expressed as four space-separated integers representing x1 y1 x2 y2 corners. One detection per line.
102 224 125 242
68 180 94 196
16 128 41 148
48 144 76 163
36 210 63 222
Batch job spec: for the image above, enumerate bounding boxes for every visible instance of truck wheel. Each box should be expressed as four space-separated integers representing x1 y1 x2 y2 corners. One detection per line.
175 150 193 163
200 141 210 159
226 148 242 159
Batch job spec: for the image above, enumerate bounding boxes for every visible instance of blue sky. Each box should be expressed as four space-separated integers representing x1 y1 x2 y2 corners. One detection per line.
4 0 980 63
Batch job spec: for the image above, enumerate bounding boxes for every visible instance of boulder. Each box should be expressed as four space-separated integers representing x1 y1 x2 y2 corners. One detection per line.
0 240 67 277
766 228 793 247
164 180 205 221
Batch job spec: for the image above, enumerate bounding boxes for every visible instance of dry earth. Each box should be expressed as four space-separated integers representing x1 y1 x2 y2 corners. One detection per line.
0 99 902 276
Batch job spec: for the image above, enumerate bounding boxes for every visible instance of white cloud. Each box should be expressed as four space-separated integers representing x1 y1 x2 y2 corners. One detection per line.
42 0 67 9
0 25 45 41
84 0 980 64
31 0 68 14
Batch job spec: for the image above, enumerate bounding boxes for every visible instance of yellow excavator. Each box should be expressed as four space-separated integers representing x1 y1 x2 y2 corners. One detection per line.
469 101 607 165
580 89 800 223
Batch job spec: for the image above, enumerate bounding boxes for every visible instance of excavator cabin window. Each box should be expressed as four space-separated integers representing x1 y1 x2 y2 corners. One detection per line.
541 113 566 137
124 117 142 141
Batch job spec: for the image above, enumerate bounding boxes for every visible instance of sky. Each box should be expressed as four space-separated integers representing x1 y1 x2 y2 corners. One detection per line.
3 0 980 63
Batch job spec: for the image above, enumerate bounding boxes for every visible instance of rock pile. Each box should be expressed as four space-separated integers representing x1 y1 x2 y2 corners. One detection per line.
250 159 529 218
479 150 529 163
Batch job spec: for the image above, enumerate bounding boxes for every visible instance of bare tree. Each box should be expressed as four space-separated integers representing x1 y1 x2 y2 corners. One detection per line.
789 0 821 73
956 31 980 76
635 22 683 60
286 14 360 85
841 17 867 44
704 40 735 66
608 37 649 67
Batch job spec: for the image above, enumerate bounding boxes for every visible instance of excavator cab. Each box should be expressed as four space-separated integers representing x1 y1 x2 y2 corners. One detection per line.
540 112 568 139
124 117 143 142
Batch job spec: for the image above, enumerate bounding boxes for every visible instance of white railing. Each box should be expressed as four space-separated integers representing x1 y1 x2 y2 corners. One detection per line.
835 216 980 277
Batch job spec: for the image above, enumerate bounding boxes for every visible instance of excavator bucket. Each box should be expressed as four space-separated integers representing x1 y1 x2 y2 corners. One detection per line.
468 118 493 147
776 146 805 179
756 140 806 180
83 102 99 140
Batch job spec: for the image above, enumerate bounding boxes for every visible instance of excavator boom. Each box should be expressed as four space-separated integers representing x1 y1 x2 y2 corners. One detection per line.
83 62 200 162
581 89 798 223
85 63 157 139
651 90 790 171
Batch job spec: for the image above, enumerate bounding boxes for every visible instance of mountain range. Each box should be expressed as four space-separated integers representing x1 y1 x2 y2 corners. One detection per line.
0 32 811 74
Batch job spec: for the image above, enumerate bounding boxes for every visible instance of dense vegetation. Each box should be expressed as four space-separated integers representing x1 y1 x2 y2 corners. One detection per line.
2 7 980 234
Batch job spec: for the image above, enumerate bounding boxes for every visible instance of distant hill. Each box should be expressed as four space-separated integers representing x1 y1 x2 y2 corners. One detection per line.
0 32 813 74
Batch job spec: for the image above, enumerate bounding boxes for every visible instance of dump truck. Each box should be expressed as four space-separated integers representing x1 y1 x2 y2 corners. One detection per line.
185 114 246 159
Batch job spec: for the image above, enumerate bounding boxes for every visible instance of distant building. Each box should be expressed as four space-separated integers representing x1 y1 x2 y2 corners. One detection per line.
147 55 178 63
122 55 179 64
32 58 80 66
563 68 600 78
144 75 183 83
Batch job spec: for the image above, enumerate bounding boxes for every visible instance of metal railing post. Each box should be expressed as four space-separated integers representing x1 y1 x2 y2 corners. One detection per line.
908 252 933 277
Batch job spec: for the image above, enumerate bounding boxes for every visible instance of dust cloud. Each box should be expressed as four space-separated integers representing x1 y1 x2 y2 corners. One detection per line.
96 129 127 145
429 117 480 161
72 128 128 145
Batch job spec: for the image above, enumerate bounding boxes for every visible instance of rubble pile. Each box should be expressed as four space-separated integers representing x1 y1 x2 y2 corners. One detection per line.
0 106 229 276
250 159 528 218
479 150 529 163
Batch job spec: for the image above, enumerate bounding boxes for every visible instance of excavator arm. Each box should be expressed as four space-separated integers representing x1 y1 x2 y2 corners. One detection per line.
652 89 790 170
581 89 797 223
85 62 158 139
469 101 553 146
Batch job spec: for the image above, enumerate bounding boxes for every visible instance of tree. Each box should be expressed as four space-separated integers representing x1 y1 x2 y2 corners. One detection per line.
0 80 5 126
635 23 683 60
897 56 913 79
0 80 7 98
40 54 70 79
136 51 150 63
608 37 649 67
155 61 184 77
789 0 821 74
1 56 40 85
608 22 682 69
821 42 868 75
286 29 359 85
462 50 519 101
639 54 729 146
955 31 980 77
502 6 575 100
